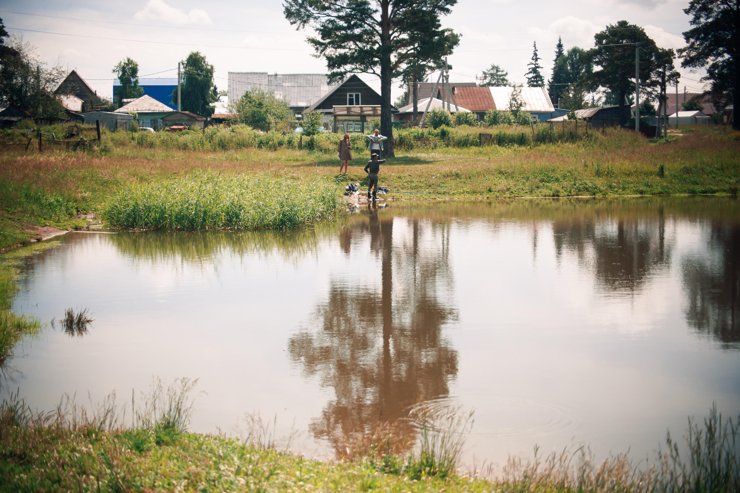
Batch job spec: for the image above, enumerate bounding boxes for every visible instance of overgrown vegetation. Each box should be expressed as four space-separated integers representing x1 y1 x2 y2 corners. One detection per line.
0 125 736 252
103 172 339 231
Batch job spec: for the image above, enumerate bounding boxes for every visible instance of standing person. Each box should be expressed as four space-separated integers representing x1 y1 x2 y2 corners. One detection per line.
364 153 385 201
366 128 387 159
338 132 352 174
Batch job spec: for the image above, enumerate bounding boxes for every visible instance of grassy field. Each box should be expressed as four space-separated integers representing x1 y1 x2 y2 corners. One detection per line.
0 125 738 251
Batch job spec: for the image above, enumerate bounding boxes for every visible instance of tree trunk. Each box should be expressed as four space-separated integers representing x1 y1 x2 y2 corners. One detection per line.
412 72 419 125
734 56 739 130
380 0 394 157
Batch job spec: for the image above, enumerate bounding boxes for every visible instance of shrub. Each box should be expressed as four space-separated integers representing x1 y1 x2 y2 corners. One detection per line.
301 111 323 136
454 112 479 127
427 109 453 129
484 110 515 126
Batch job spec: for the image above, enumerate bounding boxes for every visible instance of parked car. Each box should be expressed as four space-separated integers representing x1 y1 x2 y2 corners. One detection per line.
138 127 155 133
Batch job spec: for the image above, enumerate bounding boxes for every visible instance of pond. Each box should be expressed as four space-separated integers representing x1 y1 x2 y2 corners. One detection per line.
2 197 739 469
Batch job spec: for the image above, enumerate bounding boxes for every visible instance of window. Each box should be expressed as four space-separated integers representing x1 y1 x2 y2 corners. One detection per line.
347 93 361 105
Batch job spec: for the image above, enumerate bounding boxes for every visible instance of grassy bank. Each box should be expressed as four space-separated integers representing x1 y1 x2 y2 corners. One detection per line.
1 382 737 492
0 247 44 365
1 126 738 250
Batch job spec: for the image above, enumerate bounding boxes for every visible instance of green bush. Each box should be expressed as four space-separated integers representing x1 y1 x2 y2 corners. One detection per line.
484 110 514 126
103 172 339 231
427 109 453 129
454 112 479 127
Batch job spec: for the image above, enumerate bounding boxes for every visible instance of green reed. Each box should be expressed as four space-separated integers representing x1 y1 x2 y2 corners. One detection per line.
103 172 339 231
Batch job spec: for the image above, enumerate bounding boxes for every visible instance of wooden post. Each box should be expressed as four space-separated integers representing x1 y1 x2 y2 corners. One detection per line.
96 120 101 142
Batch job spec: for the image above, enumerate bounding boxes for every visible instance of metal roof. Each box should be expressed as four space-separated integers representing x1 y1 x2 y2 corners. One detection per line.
228 72 337 108
398 97 470 113
415 81 477 100
113 78 178 86
489 86 554 113
114 94 173 113
453 86 495 112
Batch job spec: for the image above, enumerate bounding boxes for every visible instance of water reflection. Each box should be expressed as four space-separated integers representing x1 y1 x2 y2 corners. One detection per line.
289 206 458 458
4 197 738 466
682 222 739 343
552 205 671 293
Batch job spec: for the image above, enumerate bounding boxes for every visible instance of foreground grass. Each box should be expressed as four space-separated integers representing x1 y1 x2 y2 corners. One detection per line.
1 384 737 492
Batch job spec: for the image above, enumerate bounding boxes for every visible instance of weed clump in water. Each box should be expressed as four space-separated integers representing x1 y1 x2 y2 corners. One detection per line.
57 307 93 336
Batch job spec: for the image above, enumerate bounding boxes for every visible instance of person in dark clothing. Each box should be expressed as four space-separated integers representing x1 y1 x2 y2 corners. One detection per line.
363 153 385 200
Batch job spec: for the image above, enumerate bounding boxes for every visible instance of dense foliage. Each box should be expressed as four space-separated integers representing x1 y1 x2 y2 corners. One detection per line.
0 18 66 119
112 57 144 108
680 0 739 129
179 51 217 117
233 89 293 132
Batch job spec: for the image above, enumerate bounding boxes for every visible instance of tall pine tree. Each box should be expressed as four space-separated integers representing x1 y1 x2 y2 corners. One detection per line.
480 64 509 86
525 41 544 87
548 37 568 106
284 0 459 157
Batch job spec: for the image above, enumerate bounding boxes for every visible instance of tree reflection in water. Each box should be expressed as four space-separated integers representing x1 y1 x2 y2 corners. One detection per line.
683 223 739 344
289 205 458 459
552 206 671 293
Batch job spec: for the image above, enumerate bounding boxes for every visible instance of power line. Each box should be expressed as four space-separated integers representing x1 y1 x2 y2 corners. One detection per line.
6 26 310 52
0 9 287 34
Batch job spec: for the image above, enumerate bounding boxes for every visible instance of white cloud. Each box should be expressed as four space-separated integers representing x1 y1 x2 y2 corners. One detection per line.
135 0 212 25
643 24 685 50
613 0 669 8
530 16 602 51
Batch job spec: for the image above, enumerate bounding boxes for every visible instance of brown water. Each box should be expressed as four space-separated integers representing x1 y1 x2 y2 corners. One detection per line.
2 197 739 468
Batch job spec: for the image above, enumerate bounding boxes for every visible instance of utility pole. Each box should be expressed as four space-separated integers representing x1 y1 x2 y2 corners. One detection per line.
675 82 679 128
177 62 182 111
420 70 443 128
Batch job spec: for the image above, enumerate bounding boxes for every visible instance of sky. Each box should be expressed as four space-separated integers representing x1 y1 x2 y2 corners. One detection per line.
0 0 708 105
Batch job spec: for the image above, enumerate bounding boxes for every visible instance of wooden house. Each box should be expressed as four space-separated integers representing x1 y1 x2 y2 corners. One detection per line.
54 70 107 112
114 95 173 130
228 72 337 115
573 106 627 128
305 75 392 133
82 111 133 131
162 111 206 129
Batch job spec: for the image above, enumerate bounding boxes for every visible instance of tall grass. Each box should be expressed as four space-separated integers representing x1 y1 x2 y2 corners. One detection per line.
497 405 739 493
103 172 339 231
406 402 475 480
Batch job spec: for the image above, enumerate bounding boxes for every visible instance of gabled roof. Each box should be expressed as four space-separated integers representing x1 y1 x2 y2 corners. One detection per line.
665 93 715 115
54 70 104 106
398 97 470 114
669 110 709 118
306 74 389 112
453 87 495 112
114 94 173 113
416 81 477 101
489 86 554 113
162 111 206 121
